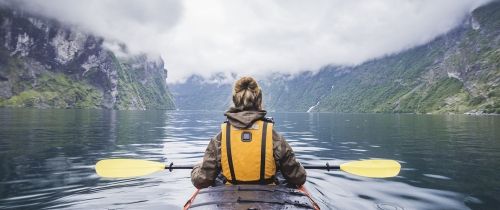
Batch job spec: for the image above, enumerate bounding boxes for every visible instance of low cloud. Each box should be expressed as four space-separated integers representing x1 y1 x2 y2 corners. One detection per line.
3 0 491 82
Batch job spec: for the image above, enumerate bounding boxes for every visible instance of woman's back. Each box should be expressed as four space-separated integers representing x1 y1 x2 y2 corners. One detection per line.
190 77 306 189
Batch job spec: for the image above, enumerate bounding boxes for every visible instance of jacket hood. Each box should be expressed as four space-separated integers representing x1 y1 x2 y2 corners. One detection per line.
224 107 267 129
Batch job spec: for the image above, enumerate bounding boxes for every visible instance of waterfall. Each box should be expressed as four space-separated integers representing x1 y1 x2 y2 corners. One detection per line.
307 101 320 112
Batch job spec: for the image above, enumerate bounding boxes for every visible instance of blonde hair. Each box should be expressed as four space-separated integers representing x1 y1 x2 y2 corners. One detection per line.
232 77 263 110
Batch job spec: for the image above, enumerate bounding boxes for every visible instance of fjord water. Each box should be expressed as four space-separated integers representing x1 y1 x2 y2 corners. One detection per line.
0 109 499 210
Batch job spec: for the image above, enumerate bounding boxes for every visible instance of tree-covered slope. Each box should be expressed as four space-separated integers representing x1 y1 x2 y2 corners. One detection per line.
313 1 500 114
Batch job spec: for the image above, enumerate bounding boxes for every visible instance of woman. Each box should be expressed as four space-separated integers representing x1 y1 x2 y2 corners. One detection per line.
191 76 306 189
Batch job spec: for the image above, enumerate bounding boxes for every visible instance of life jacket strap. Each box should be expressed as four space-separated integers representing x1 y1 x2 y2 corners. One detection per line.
259 121 268 184
225 122 237 184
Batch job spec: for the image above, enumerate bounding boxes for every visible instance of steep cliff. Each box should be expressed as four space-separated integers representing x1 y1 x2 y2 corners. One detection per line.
171 1 500 114
0 7 175 110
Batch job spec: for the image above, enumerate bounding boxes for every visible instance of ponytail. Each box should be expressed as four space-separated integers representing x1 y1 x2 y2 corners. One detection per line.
232 77 263 110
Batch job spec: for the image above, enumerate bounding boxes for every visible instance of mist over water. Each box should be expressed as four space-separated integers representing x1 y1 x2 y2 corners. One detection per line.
0 109 499 209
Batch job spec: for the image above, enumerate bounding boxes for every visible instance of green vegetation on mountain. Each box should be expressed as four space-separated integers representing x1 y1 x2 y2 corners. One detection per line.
314 1 500 114
114 56 175 110
0 47 175 110
0 49 101 108
0 74 102 109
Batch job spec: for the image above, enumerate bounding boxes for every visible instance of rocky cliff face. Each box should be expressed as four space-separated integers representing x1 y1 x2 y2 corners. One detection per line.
0 7 175 110
171 1 500 114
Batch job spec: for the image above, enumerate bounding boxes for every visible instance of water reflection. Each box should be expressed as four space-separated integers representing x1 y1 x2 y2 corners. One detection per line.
0 109 499 209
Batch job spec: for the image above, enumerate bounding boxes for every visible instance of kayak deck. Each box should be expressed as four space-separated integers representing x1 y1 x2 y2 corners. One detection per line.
184 185 320 209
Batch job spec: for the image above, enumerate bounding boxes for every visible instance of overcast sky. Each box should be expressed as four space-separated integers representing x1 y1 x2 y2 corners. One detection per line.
8 0 492 82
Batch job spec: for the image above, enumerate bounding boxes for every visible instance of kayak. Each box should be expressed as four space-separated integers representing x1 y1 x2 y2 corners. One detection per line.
183 185 320 209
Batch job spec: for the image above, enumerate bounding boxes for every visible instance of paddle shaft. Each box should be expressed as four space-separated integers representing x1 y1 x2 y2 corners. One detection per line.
166 163 193 171
304 164 340 171
166 163 339 171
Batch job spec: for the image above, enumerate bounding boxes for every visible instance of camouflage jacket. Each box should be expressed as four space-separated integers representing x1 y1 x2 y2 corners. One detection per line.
191 108 307 189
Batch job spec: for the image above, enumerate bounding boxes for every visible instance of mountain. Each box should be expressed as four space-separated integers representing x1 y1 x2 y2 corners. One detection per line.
171 1 500 114
170 74 232 110
0 6 175 110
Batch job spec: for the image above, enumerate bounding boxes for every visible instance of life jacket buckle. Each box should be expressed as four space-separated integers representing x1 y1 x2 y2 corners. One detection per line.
241 132 252 142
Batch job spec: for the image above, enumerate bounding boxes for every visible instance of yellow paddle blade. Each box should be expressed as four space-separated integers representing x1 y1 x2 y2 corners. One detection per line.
340 159 401 178
95 159 166 178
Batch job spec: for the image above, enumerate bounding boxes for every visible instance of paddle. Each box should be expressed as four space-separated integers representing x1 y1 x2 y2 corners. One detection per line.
95 159 400 179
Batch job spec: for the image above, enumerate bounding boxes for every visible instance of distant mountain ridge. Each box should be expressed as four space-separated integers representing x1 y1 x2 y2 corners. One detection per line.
171 1 500 114
0 6 175 110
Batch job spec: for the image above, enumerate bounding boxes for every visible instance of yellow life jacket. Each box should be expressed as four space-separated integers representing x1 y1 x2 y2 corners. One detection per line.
221 120 276 184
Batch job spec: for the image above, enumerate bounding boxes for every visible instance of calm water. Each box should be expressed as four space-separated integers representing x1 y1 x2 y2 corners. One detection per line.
0 108 499 210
